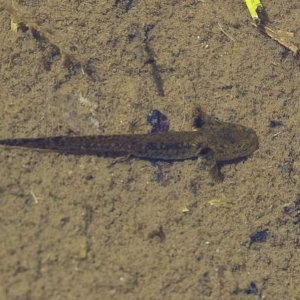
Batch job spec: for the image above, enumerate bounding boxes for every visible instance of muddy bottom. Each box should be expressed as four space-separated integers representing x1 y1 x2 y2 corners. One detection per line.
1 1 300 299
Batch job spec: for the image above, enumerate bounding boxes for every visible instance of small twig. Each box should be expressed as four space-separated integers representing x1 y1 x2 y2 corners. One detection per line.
253 23 299 57
30 190 39 204
218 22 235 42
272 131 282 138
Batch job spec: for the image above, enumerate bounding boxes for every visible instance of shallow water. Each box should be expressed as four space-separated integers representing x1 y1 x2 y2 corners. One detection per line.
1 1 300 299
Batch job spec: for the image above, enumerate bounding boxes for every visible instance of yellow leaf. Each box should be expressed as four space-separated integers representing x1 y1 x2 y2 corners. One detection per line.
244 0 263 21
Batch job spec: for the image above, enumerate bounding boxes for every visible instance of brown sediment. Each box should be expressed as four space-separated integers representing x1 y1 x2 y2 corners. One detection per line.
3 1 82 69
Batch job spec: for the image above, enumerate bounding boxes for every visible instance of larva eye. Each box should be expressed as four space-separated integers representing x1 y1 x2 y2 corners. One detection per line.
199 147 211 156
197 147 213 158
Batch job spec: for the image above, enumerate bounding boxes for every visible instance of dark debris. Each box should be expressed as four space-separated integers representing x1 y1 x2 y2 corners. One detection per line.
250 229 269 244
147 110 169 134
244 281 259 295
